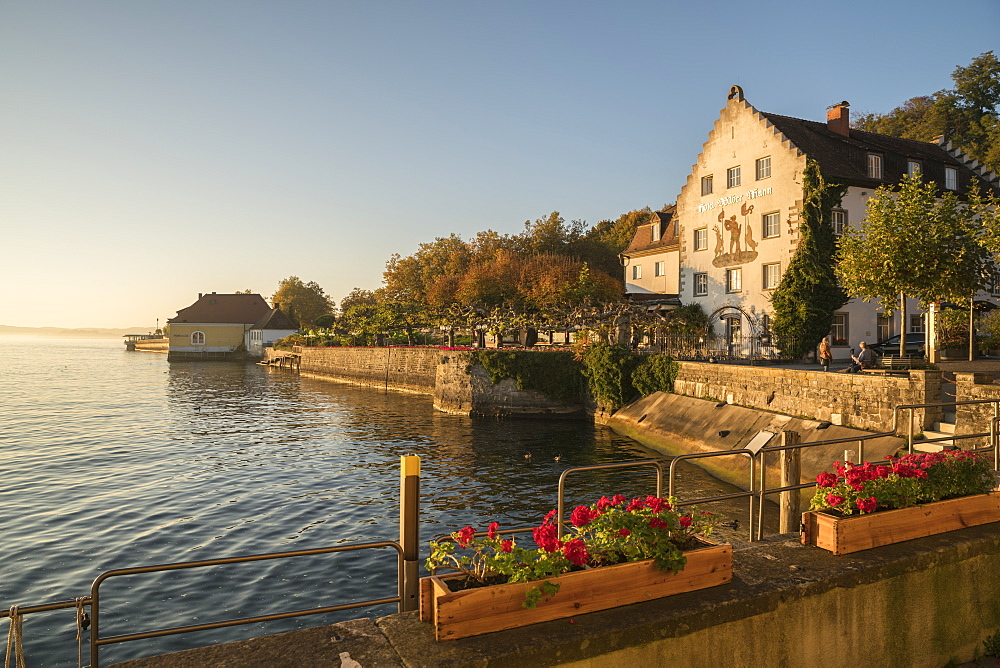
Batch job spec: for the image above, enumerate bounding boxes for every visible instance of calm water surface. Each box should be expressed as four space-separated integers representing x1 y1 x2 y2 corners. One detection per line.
0 338 751 665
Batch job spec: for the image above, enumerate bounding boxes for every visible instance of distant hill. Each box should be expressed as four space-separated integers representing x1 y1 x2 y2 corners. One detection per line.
0 325 157 339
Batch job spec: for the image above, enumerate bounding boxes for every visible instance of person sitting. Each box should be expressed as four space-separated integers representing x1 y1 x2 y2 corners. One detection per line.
846 341 877 373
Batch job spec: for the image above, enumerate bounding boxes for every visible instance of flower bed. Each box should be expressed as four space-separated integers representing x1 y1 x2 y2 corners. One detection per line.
801 451 1000 555
421 495 731 640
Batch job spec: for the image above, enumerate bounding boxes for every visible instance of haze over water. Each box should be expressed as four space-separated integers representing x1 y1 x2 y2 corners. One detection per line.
0 338 748 665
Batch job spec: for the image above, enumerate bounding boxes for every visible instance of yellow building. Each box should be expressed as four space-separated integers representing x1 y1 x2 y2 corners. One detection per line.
167 292 277 360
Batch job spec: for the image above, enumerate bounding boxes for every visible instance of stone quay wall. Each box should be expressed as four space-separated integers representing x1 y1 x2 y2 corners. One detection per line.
268 347 586 417
269 346 439 394
674 362 944 432
955 372 1000 443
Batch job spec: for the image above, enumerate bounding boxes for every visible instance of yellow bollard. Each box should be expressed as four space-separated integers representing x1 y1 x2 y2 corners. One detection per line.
400 455 420 612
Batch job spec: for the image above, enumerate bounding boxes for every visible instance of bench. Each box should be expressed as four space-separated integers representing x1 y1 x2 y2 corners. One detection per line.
878 355 927 370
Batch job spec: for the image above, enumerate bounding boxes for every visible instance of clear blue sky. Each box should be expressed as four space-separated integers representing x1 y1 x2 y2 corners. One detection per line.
2 0 998 328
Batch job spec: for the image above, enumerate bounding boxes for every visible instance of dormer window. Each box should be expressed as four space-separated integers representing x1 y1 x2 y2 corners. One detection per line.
867 153 883 179
651 223 661 242
945 167 958 190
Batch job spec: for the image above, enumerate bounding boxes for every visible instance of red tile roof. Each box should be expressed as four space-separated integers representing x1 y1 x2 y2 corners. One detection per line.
167 293 273 324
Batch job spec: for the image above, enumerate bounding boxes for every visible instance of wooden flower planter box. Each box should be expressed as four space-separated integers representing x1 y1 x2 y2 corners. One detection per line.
801 492 1000 556
419 540 732 641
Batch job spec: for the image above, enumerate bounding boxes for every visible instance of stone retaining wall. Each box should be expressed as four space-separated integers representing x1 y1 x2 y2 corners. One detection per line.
675 362 944 432
955 372 1000 443
269 346 439 394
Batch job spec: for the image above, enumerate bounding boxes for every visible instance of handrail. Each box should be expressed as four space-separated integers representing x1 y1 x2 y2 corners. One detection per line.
556 460 664 537
87 540 403 667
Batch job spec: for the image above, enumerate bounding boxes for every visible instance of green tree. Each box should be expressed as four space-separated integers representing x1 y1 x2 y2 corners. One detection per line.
271 276 333 329
769 160 849 359
835 174 994 355
854 51 1000 174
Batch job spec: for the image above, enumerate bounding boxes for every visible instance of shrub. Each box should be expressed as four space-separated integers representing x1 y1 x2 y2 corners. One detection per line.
580 343 641 411
474 350 585 402
632 354 680 396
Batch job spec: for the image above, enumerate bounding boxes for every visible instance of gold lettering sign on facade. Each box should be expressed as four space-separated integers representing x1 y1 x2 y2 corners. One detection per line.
698 187 774 213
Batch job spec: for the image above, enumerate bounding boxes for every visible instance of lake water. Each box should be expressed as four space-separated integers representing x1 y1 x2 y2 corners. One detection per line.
0 338 752 665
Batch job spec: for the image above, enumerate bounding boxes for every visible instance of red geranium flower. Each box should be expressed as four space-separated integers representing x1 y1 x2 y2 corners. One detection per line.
487 522 499 539
562 538 589 567
500 539 513 553
679 515 693 528
816 472 838 488
825 494 845 507
456 526 476 547
857 497 877 514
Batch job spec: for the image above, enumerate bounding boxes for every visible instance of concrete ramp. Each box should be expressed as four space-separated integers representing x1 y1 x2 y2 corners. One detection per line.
608 392 904 494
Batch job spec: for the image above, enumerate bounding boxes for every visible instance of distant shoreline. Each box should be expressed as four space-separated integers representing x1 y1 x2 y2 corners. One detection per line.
0 325 155 339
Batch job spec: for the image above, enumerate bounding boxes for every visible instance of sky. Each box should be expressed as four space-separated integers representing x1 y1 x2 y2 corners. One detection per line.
2 1 998 329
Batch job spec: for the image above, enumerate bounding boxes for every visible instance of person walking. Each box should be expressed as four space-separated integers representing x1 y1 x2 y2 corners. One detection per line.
819 337 832 371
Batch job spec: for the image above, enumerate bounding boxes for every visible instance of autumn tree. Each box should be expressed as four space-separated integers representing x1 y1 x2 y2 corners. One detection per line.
271 276 333 329
836 174 995 355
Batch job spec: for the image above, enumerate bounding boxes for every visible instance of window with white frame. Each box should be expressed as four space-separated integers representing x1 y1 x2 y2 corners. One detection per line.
693 272 708 296
877 315 891 342
724 316 741 343
762 263 780 290
909 314 925 333
907 160 921 176
727 166 741 189
701 175 713 196
945 167 958 190
755 156 771 180
867 153 883 179
830 313 848 346
654 261 665 277
693 227 708 251
632 265 642 280
831 209 847 235
762 211 780 238
726 268 742 293
651 222 661 242
993 279 1000 297
191 331 206 345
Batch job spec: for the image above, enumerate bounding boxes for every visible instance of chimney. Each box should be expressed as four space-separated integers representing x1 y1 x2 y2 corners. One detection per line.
827 101 850 137
198 293 202 299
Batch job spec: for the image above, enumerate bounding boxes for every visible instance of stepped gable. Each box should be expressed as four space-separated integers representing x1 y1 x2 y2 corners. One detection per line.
168 293 272 324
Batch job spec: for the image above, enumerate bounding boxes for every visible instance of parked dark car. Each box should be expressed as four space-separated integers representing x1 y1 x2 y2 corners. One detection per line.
868 333 926 357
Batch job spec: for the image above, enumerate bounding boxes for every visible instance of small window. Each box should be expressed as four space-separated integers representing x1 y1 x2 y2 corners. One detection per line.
830 313 848 346
993 280 1000 298
945 167 958 190
831 210 847 235
762 263 780 290
632 265 642 280
654 261 665 277
693 227 708 251
701 175 714 196
191 331 206 345
727 166 741 189
651 222 661 242
867 153 883 179
762 212 780 238
755 156 771 180
909 314 925 333
726 268 742 293
877 315 891 342
693 272 708 296
907 160 921 176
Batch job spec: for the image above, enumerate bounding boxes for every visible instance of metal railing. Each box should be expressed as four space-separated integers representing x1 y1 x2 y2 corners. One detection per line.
3 541 404 668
